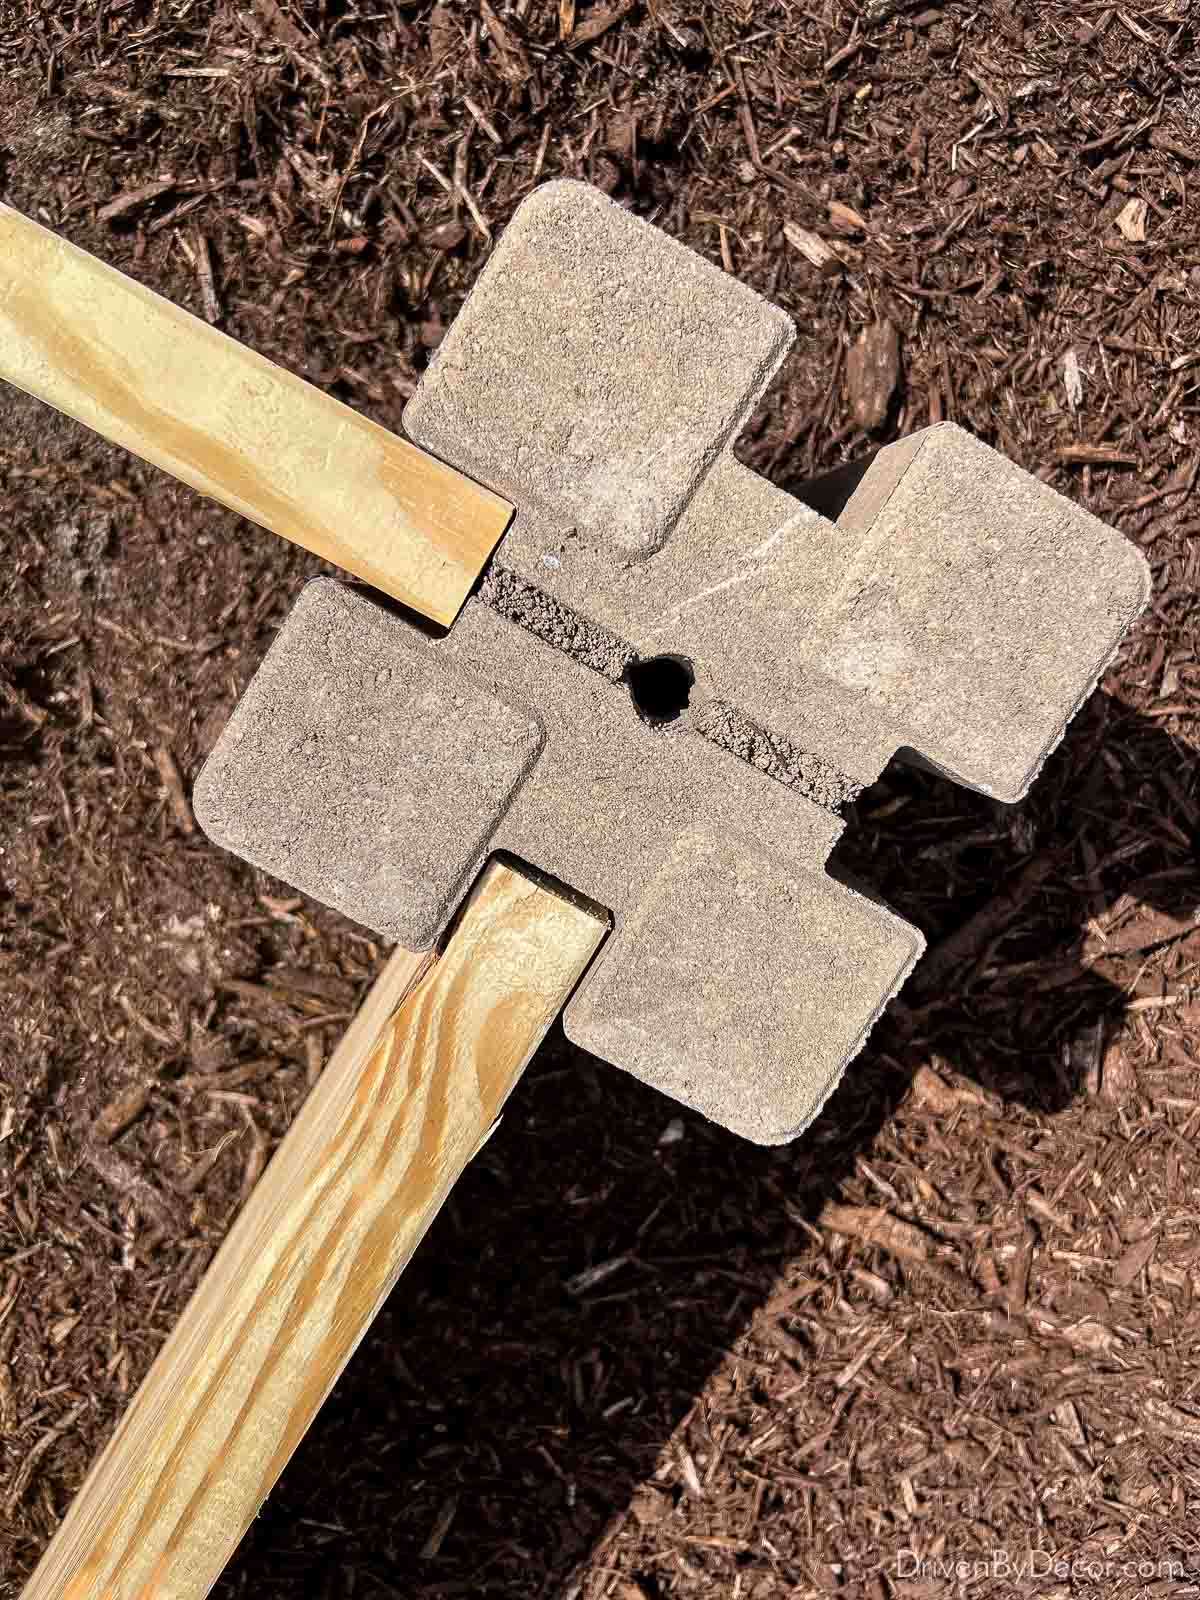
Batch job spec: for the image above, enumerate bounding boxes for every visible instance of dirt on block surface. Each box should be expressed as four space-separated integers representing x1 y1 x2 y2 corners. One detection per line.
2 3 1200 1598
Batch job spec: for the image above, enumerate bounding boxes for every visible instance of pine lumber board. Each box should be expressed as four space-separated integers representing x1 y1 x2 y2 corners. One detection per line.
23 860 606 1600
0 202 511 626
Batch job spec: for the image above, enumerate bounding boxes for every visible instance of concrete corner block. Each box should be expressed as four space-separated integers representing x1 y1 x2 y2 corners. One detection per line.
194 181 1153 1144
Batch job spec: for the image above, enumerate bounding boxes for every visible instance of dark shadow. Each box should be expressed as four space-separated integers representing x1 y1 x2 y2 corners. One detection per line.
829 688 1200 1114
625 653 695 726
213 683 1199 1599
790 451 881 520
343 577 456 642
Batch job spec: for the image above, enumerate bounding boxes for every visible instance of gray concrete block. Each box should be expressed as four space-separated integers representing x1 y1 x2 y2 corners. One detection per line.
404 179 1150 804
197 181 1149 1143
195 578 923 1143
404 180 793 557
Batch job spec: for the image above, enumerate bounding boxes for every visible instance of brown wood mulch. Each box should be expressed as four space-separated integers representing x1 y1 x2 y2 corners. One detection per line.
2 1 1200 1596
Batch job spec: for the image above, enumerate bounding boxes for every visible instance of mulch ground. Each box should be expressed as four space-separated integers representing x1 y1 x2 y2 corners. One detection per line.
2 1 1200 1596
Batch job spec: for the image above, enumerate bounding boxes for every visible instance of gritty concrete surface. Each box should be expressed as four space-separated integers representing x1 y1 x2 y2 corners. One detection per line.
490 451 909 792
616 452 907 790
451 595 842 905
192 578 544 946
195 579 923 1142
407 180 1150 808
818 423 1153 800
568 826 922 1145
403 179 793 557
689 698 864 811
482 557 865 810
478 562 633 684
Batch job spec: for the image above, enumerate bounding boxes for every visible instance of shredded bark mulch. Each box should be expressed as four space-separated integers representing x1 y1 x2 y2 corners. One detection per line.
2 1 1200 1596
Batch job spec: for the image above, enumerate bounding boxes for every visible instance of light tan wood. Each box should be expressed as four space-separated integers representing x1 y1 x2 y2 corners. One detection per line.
0 203 510 627
23 861 606 1600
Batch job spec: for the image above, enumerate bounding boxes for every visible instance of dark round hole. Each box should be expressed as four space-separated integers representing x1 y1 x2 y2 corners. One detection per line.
627 655 694 725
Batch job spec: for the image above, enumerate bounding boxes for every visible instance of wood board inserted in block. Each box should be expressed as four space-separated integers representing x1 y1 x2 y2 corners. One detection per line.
20 860 606 1600
0 202 510 626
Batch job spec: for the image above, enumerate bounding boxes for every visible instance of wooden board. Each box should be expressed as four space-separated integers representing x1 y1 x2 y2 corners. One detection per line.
22 860 606 1600
0 203 511 627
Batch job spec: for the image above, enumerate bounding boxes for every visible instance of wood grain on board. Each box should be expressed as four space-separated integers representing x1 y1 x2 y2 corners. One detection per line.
0 202 510 626
23 860 606 1600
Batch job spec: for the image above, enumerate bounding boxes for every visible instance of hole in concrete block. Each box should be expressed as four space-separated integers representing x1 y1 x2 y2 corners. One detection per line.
626 655 695 725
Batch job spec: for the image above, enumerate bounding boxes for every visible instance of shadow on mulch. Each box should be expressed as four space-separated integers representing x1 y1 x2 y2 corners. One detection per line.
215 686 1200 1600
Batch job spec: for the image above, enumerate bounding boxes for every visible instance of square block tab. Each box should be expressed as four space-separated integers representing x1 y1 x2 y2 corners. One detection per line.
565 825 924 1144
404 180 793 557
819 424 1152 800
193 579 544 946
